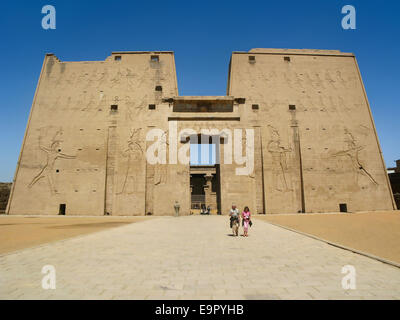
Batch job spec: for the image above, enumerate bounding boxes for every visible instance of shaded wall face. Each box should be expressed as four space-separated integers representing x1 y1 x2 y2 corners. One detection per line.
228 53 394 213
8 53 180 215
0 183 11 212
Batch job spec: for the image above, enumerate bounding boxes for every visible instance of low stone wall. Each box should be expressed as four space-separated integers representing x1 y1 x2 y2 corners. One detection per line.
0 183 12 213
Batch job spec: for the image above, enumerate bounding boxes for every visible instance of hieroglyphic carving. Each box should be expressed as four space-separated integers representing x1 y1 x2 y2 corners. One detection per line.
96 67 109 87
118 128 143 194
264 70 278 88
76 69 89 86
267 126 293 192
314 73 325 89
318 95 328 112
304 72 316 89
336 70 347 88
324 70 337 89
75 91 87 110
86 68 99 88
110 68 123 88
346 72 358 89
28 128 76 194
126 68 136 90
283 72 293 89
332 129 378 185
98 92 108 111
294 72 304 89
125 94 148 121
81 93 96 111
65 70 77 88
113 96 120 106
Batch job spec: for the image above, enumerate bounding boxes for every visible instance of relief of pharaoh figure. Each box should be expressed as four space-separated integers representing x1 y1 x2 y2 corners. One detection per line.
28 130 76 194
332 129 378 186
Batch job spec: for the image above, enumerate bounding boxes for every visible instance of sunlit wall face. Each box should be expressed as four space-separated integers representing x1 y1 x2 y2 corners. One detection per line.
190 144 216 166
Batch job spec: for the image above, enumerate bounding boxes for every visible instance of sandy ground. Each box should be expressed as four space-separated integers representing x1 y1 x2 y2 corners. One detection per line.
255 210 400 264
0 215 153 255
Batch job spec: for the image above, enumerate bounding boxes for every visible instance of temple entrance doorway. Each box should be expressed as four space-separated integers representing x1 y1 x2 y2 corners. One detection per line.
189 135 221 214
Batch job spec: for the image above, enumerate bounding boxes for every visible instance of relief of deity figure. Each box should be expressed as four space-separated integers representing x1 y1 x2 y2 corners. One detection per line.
267 126 293 192
154 131 168 186
118 128 143 194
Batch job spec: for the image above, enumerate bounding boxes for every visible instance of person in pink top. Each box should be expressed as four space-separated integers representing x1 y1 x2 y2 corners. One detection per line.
241 206 251 237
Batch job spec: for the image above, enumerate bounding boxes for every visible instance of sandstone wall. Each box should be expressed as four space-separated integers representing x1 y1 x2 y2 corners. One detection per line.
7 52 181 215
228 49 395 213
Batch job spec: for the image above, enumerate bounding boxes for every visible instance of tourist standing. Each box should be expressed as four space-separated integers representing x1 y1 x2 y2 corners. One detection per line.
241 206 251 237
229 204 240 235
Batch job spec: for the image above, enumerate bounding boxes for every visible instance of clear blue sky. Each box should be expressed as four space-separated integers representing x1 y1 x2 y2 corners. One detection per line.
0 0 399 181
190 144 216 166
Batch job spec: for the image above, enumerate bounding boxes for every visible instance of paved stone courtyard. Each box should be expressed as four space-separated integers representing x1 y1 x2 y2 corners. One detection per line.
1 215 400 300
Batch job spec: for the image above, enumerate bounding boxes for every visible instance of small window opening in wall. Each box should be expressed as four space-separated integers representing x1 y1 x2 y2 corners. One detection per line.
151 55 159 62
111 105 118 111
289 105 296 110
155 85 162 91
59 204 66 215
149 104 156 110
339 203 348 213
284 56 291 62
248 56 256 63
252 104 259 110
56 169 59 173
235 98 246 104
115 56 121 61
